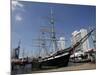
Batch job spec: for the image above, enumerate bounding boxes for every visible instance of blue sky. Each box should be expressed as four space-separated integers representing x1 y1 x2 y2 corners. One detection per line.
11 1 96 57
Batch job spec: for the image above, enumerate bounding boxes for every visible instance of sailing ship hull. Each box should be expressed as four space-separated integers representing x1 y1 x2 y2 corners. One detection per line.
40 53 70 67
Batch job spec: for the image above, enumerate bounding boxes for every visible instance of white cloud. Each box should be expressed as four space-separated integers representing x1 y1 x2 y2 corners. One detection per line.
15 14 22 21
12 1 24 22
12 0 24 11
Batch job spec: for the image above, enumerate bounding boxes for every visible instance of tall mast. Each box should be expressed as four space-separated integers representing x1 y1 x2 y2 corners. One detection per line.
50 8 57 52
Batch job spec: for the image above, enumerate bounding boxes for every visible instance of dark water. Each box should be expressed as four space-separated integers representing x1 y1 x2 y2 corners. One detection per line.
11 64 33 75
11 62 84 75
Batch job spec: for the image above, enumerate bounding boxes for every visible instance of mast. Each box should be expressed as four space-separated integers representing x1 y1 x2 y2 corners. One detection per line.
22 48 25 59
50 8 58 52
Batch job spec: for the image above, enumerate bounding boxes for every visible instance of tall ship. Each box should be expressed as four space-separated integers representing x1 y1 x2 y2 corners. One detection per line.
36 9 95 67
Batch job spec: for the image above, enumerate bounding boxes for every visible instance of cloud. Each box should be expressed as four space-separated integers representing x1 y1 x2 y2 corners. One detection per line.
12 1 25 22
12 0 24 11
15 14 22 21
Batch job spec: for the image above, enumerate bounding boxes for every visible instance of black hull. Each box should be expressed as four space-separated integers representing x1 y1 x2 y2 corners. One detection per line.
40 53 70 67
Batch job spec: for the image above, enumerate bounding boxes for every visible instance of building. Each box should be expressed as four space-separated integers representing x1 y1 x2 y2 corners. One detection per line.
58 37 66 50
71 29 89 52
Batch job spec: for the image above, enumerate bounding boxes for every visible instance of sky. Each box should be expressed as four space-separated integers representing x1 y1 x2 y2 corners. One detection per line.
11 1 96 58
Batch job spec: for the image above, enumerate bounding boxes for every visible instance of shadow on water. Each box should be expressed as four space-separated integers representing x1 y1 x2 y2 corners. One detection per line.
11 64 33 75
11 62 85 75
